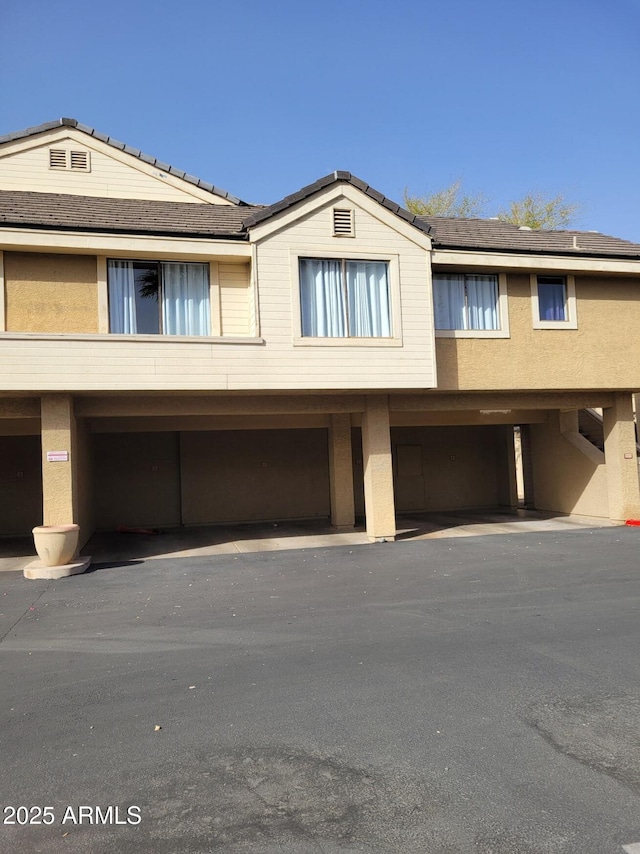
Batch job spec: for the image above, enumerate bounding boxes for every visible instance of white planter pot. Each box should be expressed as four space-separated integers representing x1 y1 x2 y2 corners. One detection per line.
32 524 80 567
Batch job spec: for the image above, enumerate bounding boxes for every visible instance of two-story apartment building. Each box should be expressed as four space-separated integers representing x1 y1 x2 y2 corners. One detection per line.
1 118 639 554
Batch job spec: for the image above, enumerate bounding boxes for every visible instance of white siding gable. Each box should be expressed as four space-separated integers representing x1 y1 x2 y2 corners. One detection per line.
0 128 233 204
250 186 437 390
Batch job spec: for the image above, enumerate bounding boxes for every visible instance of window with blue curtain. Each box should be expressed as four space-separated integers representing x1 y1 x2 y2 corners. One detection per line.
433 273 499 330
107 260 210 336
537 276 567 321
299 258 391 337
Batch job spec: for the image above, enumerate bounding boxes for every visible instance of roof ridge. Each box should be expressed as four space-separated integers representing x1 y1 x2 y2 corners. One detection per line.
0 118 248 206
242 171 432 237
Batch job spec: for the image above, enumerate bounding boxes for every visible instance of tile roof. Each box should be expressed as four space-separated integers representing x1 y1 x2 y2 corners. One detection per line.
421 215 640 259
0 118 247 205
241 171 640 260
0 191 261 239
242 171 432 236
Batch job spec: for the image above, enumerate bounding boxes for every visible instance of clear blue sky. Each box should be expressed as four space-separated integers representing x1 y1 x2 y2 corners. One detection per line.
2 0 640 238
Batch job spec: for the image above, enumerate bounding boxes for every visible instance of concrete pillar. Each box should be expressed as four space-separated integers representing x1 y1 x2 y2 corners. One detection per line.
328 414 355 529
603 393 640 522
41 394 78 525
496 425 518 508
361 395 396 542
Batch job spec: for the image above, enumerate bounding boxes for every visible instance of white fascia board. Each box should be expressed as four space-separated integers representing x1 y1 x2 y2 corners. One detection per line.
432 248 640 275
0 127 232 205
0 227 251 259
249 183 433 251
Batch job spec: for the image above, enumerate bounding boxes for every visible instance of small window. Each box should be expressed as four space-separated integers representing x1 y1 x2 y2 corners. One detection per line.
531 274 577 329
299 257 390 337
108 260 210 336
332 208 354 237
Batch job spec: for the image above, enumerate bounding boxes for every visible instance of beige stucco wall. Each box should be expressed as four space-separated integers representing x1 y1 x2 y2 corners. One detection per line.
92 432 182 529
435 273 640 390
180 428 330 524
90 427 331 529
5 252 98 333
76 419 94 547
529 411 609 517
0 435 42 535
352 424 512 516
391 425 509 512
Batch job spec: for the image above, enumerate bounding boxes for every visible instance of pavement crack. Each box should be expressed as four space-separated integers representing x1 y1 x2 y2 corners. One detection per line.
0 585 49 644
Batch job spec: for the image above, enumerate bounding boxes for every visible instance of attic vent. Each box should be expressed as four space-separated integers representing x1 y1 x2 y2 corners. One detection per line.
333 208 354 237
49 149 67 169
70 150 90 171
48 148 91 171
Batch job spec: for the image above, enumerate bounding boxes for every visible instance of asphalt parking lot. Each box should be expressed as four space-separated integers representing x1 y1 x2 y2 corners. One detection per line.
1 526 640 853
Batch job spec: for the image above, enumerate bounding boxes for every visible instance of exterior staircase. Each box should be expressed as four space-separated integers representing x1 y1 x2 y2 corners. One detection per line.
578 408 640 455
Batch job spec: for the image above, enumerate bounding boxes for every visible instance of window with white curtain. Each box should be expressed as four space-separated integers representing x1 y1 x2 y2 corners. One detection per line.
107 260 211 336
433 273 500 331
299 258 391 338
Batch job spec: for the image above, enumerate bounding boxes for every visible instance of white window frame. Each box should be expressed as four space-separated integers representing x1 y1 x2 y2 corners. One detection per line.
290 248 403 346
530 273 577 329
434 272 510 339
105 258 220 337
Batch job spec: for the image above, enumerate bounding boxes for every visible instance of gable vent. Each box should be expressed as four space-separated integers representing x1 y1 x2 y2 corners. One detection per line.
49 148 68 169
70 150 90 171
333 208 354 237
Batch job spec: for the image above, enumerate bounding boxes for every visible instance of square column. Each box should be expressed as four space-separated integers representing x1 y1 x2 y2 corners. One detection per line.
603 393 640 522
41 394 79 525
362 395 396 542
329 413 355 529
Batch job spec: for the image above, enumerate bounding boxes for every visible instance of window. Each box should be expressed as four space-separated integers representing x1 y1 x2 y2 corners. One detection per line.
531 274 577 329
433 273 509 337
107 260 210 336
299 258 391 337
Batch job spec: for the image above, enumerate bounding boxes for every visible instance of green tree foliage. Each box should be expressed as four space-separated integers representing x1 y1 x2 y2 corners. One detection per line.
403 181 486 218
496 193 580 229
403 182 580 229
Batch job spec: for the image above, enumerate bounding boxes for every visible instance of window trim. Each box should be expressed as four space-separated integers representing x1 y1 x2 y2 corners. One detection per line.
290 248 403 346
530 273 577 329
434 272 510 339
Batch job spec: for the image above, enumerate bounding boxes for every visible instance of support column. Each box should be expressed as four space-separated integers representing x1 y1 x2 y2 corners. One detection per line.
328 414 355 529
362 395 396 542
41 394 79 525
496 425 518 509
603 393 640 522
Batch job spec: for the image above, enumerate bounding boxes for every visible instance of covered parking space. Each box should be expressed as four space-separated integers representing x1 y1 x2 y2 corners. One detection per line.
0 398 42 537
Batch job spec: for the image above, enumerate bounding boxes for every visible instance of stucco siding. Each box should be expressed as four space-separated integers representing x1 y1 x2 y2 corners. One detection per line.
4 252 98 333
92 432 182 529
391 425 505 511
436 273 640 390
529 411 609 517
0 434 42 535
180 428 330 524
